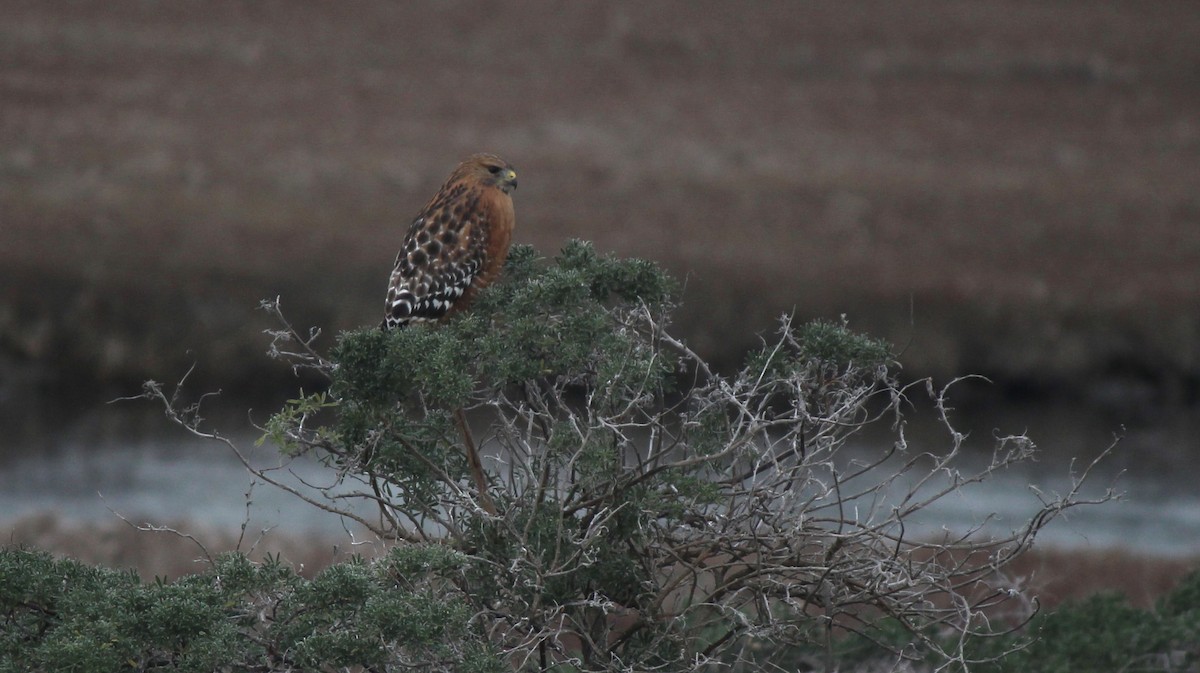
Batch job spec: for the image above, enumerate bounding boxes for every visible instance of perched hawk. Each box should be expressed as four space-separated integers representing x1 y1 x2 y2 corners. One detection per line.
383 153 518 330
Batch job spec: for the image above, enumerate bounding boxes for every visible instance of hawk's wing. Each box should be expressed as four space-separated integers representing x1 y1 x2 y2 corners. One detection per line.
383 188 491 330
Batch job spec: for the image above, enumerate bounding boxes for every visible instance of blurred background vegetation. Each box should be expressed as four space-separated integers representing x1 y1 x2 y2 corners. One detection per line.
3 1 1198 394
1 1 1197 594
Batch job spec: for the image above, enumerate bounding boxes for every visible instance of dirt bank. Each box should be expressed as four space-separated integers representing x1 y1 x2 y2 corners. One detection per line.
4 512 1194 609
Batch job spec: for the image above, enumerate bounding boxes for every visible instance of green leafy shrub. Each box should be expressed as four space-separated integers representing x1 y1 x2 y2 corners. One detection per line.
972 569 1200 673
0 547 501 673
70 240 1118 671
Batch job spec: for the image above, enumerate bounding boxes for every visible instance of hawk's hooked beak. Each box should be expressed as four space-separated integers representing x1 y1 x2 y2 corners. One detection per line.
501 168 517 193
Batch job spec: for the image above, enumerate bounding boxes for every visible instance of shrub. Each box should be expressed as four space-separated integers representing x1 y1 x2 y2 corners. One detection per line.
109 240 1118 671
972 569 1200 673
0 547 501 672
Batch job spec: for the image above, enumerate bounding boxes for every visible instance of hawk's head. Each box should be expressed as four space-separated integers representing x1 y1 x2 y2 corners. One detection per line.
456 153 518 194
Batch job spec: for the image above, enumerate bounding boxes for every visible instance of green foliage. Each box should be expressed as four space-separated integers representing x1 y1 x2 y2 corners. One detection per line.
1 547 237 672
1160 568 1200 619
1023 594 1172 672
462 240 676 388
743 315 892 384
0 546 501 673
257 390 338 456
970 571 1200 673
791 317 892 369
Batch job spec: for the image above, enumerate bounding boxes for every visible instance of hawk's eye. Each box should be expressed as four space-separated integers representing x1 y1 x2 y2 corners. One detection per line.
487 165 501 174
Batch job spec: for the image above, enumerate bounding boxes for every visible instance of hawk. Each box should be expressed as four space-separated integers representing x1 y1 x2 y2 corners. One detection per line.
383 153 518 330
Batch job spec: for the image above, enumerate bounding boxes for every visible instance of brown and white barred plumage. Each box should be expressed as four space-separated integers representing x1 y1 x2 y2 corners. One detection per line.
383 153 517 330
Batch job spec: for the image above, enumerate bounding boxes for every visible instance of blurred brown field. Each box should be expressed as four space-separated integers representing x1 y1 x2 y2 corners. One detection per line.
2 0 1198 400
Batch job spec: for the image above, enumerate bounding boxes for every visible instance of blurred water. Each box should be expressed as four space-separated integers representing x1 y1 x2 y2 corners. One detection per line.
1 398 1197 555
0 430 368 535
